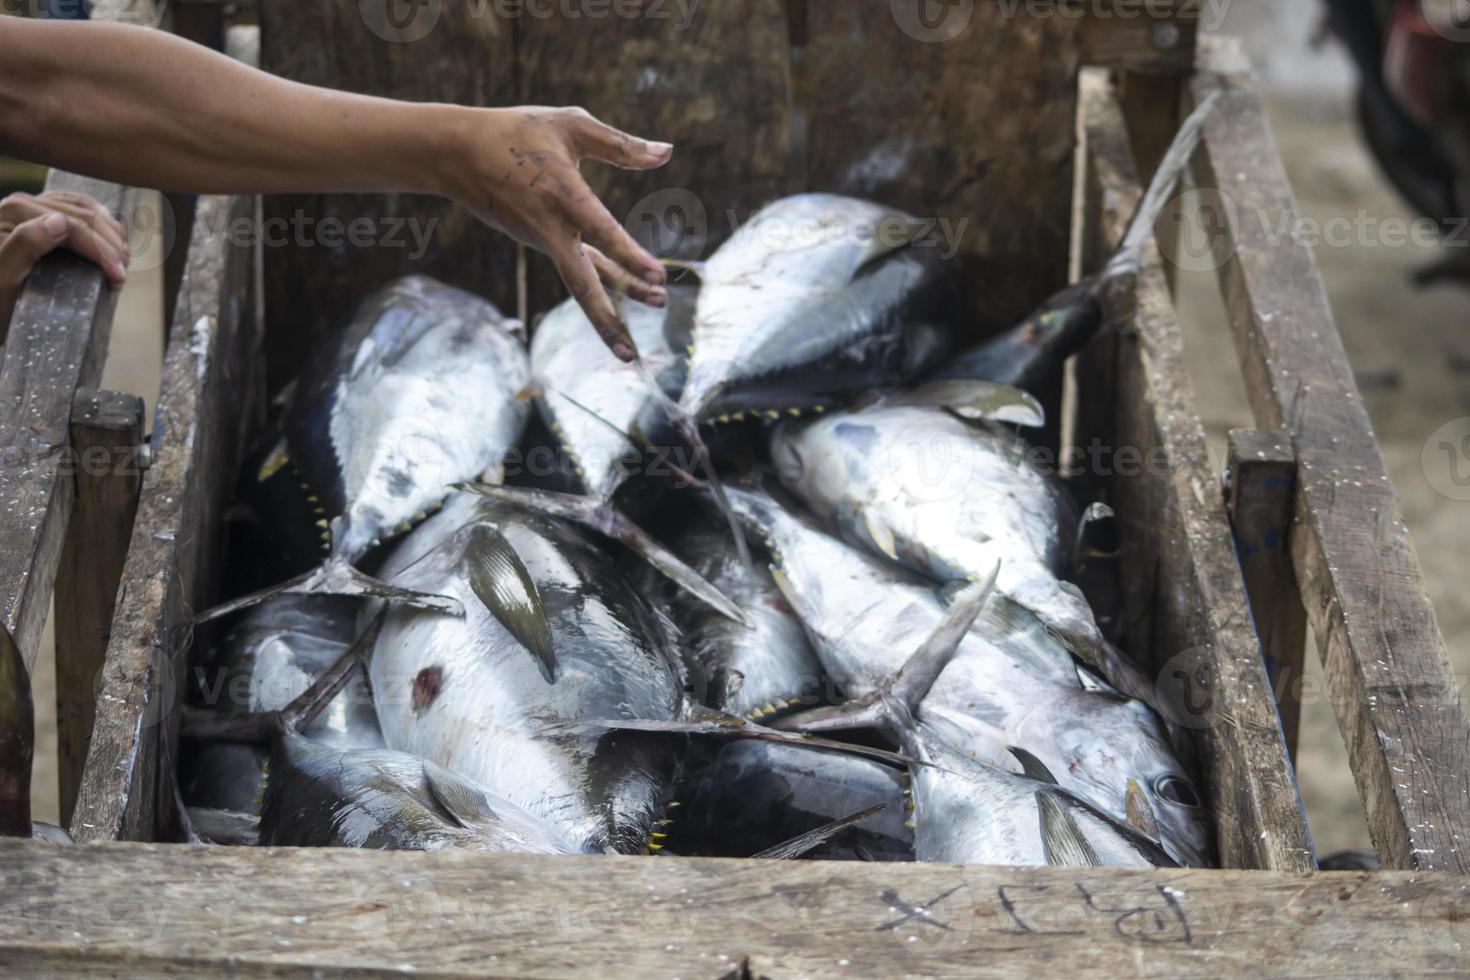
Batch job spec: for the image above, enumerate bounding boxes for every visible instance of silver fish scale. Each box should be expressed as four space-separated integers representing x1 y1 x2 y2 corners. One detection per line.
531 295 681 502
681 194 918 419
726 486 1209 867
370 494 684 854
904 724 1163 868
260 734 575 853
327 276 530 560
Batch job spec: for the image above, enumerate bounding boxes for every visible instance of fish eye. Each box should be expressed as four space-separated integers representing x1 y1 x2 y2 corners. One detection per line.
1154 775 1201 808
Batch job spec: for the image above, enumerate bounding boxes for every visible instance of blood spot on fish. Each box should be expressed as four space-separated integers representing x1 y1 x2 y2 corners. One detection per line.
412 666 444 713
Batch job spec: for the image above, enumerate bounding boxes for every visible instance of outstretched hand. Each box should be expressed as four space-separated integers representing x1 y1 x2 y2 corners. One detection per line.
447 106 671 362
0 190 128 338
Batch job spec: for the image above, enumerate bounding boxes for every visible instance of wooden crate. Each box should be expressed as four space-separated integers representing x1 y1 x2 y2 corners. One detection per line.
4 2 1469 974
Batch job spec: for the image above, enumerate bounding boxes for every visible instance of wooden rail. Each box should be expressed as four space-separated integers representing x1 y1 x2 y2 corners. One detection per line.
1 841 1467 976
1074 68 1314 872
1188 38 1470 874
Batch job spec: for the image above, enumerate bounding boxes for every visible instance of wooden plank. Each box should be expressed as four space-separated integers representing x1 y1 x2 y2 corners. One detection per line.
257 0 520 392
1075 68 1314 871
53 388 146 829
805 2 1079 334
1225 429 1307 762
2 840 1468 976
69 194 257 844
0 173 138 668
1190 38 1470 874
515 0 794 313
1079 3 1198 75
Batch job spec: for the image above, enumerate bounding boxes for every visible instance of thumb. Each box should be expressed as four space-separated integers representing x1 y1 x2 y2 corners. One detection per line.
0 213 69 289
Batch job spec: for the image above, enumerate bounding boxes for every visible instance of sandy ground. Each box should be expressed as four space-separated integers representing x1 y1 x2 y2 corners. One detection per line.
25 11 1470 859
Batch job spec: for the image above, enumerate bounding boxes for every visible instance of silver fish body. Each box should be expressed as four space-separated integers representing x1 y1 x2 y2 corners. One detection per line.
182 596 383 815
290 275 530 561
651 528 824 719
725 486 1209 866
259 733 574 853
903 723 1173 868
680 195 960 422
531 290 690 502
669 740 911 861
370 494 685 854
771 402 1103 655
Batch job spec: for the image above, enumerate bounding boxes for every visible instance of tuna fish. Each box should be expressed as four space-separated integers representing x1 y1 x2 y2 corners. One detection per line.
368 494 686 854
668 740 912 861
258 733 576 853
677 194 968 424
181 596 383 816
198 275 532 623
723 485 1209 866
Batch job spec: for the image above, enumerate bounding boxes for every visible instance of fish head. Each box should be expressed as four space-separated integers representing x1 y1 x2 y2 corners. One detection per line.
1051 691 1212 867
770 416 878 520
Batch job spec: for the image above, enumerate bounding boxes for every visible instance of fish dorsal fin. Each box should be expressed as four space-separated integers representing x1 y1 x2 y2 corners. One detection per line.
423 761 498 831
1010 746 1059 785
752 802 893 859
464 524 557 684
894 381 1046 429
1037 792 1103 868
1125 778 1162 841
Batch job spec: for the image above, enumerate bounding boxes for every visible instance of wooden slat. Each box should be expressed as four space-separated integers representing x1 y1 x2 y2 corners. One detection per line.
69 195 257 843
1074 68 1314 871
1190 38 1470 874
1079 3 1198 75
257 0 520 392
805 2 1079 332
515 0 794 313
1225 429 1307 762
54 388 146 828
0 173 138 667
2 841 1468 976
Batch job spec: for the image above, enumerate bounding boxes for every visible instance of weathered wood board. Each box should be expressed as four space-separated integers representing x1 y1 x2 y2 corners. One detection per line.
0 174 137 668
54 388 146 828
257 0 521 390
2 841 1468 977
69 194 258 843
1072 68 1313 872
1190 38 1470 874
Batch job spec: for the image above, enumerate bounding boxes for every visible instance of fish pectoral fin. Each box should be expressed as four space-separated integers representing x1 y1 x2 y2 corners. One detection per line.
456 482 749 628
1037 792 1104 868
1009 746 1061 786
751 802 894 860
464 524 557 684
423 761 498 831
863 511 900 562
193 559 464 626
894 380 1047 429
768 696 888 736
887 566 1001 710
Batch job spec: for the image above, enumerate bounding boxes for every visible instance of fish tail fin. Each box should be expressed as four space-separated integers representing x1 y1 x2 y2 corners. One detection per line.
454 482 748 627
192 558 463 626
751 801 894 860
0 623 34 838
773 564 1001 736
181 610 386 744
1103 89 1222 285
632 358 755 576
